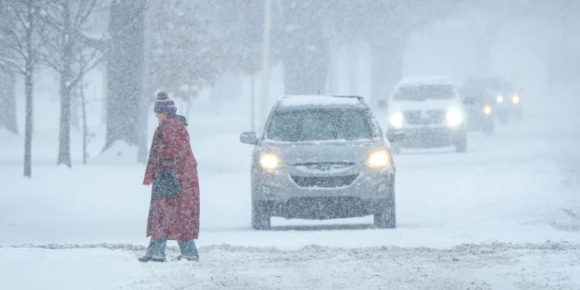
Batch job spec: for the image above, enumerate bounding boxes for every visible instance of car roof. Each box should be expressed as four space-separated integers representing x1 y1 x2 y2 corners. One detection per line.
395 76 458 87
276 95 367 110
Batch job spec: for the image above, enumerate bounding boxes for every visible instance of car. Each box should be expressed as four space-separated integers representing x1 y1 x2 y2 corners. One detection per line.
473 77 522 124
386 77 468 153
492 81 523 123
461 78 496 135
240 95 403 230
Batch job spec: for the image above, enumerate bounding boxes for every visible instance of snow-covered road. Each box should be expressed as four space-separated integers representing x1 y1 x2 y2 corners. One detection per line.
2 242 580 289
1 94 579 289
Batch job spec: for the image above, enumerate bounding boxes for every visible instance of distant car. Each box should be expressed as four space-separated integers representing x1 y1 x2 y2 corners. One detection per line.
386 77 468 153
481 78 522 124
240 95 403 230
495 88 523 122
461 78 496 135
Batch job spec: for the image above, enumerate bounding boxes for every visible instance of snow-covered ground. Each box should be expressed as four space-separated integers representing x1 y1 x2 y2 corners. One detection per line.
1 90 579 289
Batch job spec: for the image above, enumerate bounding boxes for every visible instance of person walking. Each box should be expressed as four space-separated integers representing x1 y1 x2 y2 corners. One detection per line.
139 91 200 262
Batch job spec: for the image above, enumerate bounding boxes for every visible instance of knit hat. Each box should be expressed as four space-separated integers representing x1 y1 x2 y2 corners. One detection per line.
154 91 177 114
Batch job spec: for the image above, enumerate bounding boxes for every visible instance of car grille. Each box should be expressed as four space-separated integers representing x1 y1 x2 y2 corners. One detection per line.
404 110 445 125
293 162 355 172
291 174 359 188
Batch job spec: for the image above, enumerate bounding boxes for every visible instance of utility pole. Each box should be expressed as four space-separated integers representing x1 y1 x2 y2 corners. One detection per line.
250 68 255 132
259 0 272 131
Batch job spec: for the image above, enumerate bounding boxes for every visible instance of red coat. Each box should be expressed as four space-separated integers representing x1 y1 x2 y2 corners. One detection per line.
143 115 200 240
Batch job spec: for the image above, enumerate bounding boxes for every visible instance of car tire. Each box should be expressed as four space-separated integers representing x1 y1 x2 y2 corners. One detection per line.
374 183 396 229
455 134 467 153
251 200 271 230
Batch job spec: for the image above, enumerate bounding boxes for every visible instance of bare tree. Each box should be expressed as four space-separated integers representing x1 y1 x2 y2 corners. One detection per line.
104 0 147 161
0 0 43 177
41 0 107 167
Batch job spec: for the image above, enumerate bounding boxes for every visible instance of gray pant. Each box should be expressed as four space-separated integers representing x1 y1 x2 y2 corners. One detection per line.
146 239 198 259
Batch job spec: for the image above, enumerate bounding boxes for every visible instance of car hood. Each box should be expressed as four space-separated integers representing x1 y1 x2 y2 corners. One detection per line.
259 140 383 165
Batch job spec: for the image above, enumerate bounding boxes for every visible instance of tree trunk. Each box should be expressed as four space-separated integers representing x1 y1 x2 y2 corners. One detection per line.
0 70 18 133
57 2 72 167
23 68 33 177
135 81 148 163
283 40 329 95
57 74 72 167
370 40 405 107
104 0 146 153
80 75 88 165
22 0 36 177
326 43 339 95
345 44 359 94
280 1 329 95
70 86 80 129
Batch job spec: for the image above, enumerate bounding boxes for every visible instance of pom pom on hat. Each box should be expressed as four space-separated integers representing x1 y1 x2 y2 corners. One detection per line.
154 91 177 114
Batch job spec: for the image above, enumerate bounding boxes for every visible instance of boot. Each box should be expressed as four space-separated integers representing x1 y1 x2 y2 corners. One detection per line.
176 255 199 262
138 255 166 262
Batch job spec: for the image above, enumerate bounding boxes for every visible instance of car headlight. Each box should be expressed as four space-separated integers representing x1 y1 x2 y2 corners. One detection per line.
483 105 492 115
446 107 464 127
496 95 504 104
259 152 281 170
366 149 391 169
388 112 404 129
512 94 520 104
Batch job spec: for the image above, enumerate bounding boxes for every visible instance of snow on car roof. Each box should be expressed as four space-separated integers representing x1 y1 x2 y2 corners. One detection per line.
396 76 458 87
278 95 364 108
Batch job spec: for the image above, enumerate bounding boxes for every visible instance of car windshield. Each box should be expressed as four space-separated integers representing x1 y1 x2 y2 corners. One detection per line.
266 109 374 142
394 85 455 101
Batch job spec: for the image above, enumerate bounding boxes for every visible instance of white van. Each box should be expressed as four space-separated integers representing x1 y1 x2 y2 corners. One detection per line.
386 77 467 153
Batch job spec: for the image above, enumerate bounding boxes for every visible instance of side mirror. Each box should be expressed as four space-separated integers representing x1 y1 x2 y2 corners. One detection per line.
386 130 405 143
240 131 259 145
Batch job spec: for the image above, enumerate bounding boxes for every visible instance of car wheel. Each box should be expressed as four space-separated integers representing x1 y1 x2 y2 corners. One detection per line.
455 135 467 153
251 200 271 230
374 183 396 229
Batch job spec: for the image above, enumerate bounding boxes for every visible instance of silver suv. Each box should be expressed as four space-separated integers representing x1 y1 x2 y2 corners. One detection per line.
240 95 402 230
